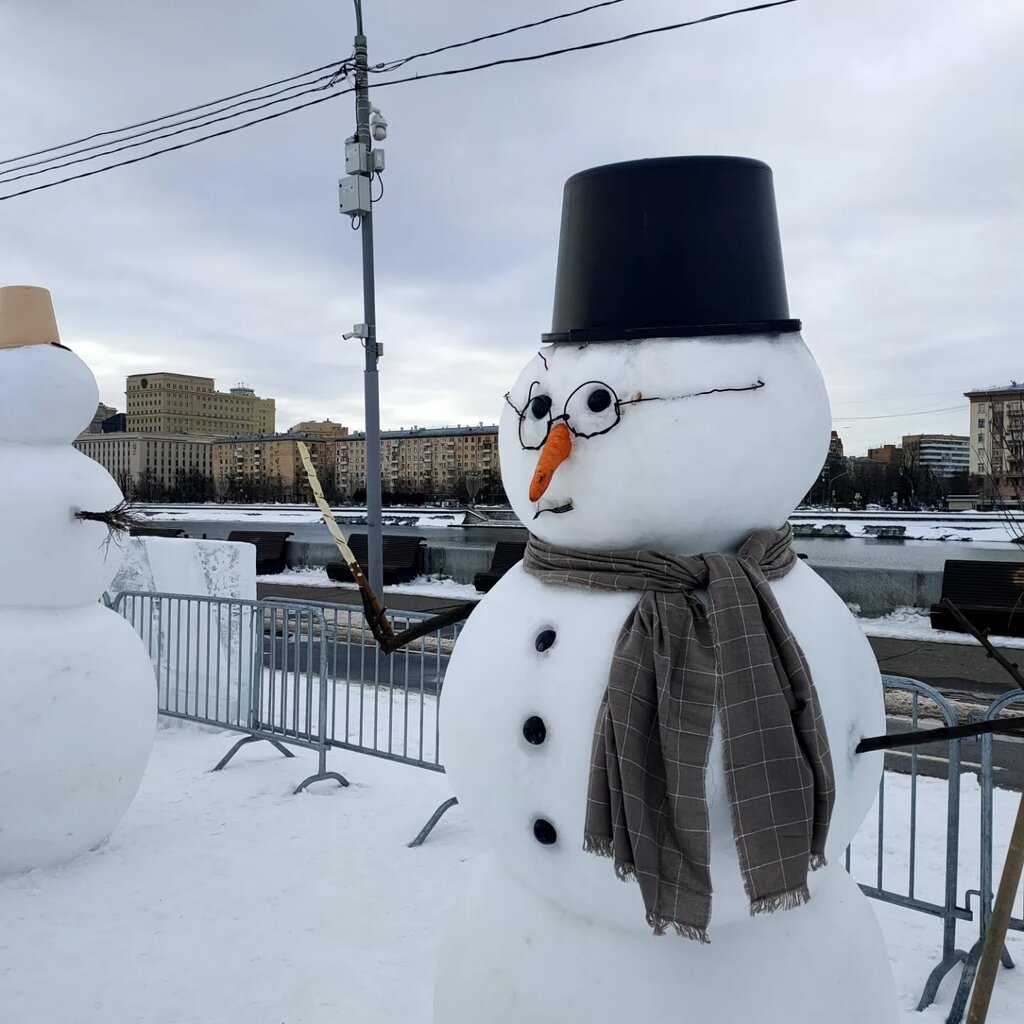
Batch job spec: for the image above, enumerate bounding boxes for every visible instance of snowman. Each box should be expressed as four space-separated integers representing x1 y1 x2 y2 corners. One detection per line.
0 285 156 874
434 159 899 1023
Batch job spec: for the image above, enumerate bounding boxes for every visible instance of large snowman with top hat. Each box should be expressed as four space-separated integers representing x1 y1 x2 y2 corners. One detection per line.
434 158 899 1023
0 285 156 875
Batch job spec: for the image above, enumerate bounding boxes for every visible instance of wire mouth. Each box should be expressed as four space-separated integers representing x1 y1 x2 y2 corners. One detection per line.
533 501 574 520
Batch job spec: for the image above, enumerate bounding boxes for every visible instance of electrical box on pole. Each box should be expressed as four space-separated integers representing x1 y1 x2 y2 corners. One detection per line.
339 174 372 215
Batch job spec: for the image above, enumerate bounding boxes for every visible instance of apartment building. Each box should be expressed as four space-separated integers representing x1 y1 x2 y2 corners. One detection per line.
867 443 900 465
212 434 338 502
337 425 500 498
126 373 275 435
900 433 969 478
965 383 1024 497
74 432 215 492
85 403 117 433
289 419 349 437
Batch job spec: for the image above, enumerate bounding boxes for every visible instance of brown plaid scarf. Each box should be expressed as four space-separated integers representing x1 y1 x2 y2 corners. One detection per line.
522 524 834 942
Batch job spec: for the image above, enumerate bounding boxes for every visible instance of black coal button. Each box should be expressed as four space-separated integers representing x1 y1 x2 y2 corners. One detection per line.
535 629 556 652
533 818 557 845
523 716 547 745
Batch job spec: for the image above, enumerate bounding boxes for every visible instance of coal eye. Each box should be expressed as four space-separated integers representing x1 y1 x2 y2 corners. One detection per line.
587 388 612 412
530 395 552 419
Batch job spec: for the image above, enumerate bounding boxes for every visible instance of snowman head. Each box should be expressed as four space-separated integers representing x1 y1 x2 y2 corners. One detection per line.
502 155 825 552
501 334 829 553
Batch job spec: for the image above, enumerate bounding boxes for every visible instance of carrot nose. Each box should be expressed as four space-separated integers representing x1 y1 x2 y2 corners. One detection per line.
529 421 572 502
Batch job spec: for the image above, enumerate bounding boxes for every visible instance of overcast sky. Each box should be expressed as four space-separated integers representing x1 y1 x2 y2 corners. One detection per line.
1 0 1020 454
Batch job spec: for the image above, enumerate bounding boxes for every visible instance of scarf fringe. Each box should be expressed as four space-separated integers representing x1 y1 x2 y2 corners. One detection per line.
749 883 810 917
810 852 827 871
646 912 710 944
583 835 638 883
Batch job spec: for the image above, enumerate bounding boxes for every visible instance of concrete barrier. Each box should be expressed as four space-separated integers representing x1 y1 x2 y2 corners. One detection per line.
281 537 944 616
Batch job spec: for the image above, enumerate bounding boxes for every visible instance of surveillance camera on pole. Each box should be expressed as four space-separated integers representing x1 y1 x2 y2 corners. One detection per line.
342 0 386 599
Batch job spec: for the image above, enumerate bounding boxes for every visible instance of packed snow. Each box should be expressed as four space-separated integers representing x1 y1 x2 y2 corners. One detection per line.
1 721 1021 1023
793 514 1023 544
257 566 482 601
859 606 1024 649
141 503 467 529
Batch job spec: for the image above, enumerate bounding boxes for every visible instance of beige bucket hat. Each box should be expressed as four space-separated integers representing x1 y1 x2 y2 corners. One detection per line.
0 285 61 350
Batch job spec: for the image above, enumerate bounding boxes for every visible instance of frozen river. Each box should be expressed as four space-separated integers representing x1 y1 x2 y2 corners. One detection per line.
145 510 1023 573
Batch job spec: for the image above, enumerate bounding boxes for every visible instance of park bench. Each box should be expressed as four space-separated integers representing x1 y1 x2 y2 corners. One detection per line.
129 526 185 538
227 530 293 576
474 540 528 593
325 534 424 585
929 558 1024 638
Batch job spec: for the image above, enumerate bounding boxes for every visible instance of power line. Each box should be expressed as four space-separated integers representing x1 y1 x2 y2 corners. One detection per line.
0 71 354 186
0 86 354 202
369 0 801 90
372 0 633 73
833 404 966 421
0 0 802 202
0 58 348 168
0 65 351 179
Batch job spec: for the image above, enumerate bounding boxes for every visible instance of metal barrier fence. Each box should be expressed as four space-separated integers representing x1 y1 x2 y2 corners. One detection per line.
110 592 1023 1020
851 675 974 1019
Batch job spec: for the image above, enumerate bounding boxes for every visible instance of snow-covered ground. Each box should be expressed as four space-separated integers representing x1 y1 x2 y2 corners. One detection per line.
257 566 481 601
1 721 1021 1024
141 503 466 529
859 606 1024 649
794 514 1023 543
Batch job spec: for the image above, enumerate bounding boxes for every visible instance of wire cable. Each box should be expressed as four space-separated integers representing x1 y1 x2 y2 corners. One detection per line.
0 72 354 187
0 1 801 202
0 86 354 202
0 58 350 168
369 0 801 90
0 64 352 178
372 0 633 73
833 405 966 421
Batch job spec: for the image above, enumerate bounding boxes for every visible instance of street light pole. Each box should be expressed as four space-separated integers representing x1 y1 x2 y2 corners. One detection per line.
348 0 383 597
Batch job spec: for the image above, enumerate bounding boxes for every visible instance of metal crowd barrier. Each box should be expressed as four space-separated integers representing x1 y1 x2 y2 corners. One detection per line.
850 675 974 1019
109 591 1023 1019
113 591 347 793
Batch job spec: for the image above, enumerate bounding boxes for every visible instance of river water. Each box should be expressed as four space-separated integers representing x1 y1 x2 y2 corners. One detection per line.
163 518 1022 573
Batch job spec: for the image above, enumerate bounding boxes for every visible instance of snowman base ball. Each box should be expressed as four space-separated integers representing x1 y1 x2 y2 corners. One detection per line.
0 590 156 874
435 857 898 1024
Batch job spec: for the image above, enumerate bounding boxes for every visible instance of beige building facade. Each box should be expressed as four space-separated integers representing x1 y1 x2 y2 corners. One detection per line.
212 435 338 502
74 432 215 492
289 419 349 437
965 383 1024 498
337 425 500 498
126 372 275 435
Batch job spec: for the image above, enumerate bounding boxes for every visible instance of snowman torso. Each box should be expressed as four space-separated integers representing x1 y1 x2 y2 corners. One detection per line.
441 558 883 929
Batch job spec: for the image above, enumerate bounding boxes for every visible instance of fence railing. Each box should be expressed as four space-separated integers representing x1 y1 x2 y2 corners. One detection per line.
110 591 1022 1022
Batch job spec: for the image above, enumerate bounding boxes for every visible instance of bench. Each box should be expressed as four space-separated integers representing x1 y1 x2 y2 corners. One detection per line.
325 534 423 585
929 559 1024 637
474 540 528 593
129 526 185 538
227 530 293 575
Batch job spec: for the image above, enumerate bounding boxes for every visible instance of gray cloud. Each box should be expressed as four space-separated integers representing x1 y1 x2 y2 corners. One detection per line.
1 0 1021 453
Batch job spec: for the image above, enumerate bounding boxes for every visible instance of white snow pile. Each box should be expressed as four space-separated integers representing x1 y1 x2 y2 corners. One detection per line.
1 722 1022 1023
141 503 467 529
794 514 1023 544
256 567 481 601
859 606 1024 649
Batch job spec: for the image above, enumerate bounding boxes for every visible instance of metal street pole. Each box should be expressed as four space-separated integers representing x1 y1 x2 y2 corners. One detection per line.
349 0 383 597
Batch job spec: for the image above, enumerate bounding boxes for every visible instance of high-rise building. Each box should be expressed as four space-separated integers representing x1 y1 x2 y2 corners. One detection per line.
337 425 500 499
211 434 338 502
900 434 969 478
828 430 844 459
288 419 349 437
85 403 117 433
965 383 1024 497
867 443 900 465
74 432 216 493
125 373 275 435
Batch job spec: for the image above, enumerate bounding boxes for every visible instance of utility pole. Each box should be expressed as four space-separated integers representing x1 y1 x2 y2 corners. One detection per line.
340 0 386 597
